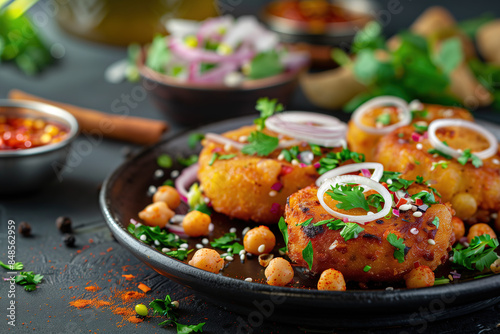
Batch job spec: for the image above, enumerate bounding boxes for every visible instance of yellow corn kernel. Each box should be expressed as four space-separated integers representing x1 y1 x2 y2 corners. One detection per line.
184 35 198 48
217 43 233 56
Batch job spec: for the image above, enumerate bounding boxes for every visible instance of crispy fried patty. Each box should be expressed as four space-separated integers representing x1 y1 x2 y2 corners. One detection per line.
285 185 454 282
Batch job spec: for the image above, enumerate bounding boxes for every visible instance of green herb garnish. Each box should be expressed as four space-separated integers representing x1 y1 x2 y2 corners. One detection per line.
151 294 206 333
457 149 483 168
302 241 314 271
278 217 289 252
431 160 449 170
241 131 279 156
327 184 369 211
188 133 205 149
210 233 244 256
431 217 440 228
363 265 372 272
0 261 23 271
14 271 43 292
427 148 453 160
386 233 406 263
411 191 439 205
146 35 171 74
367 193 385 212
248 51 284 80
316 148 365 174
452 235 499 271
157 154 173 168
433 277 451 286
413 123 428 134
376 113 391 126
166 249 193 261
177 155 198 167
296 218 313 227
254 97 284 130
380 171 414 192
128 223 185 249
313 219 364 241
208 153 237 166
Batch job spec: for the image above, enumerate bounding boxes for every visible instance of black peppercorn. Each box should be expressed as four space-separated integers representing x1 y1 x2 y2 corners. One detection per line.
56 216 72 233
62 234 75 247
18 221 31 237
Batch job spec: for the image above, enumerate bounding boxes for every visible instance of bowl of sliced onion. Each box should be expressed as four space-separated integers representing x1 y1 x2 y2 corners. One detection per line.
138 15 309 125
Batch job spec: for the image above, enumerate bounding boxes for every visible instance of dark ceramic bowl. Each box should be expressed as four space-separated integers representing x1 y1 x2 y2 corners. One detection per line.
138 49 306 126
100 115 500 328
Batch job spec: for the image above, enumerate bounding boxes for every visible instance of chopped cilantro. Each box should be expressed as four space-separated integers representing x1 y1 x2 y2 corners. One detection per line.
380 171 414 191
278 217 289 252
166 249 193 261
208 153 237 166
280 146 300 162
241 131 279 156
431 216 440 228
14 271 43 292
163 179 174 187
413 123 428 134
386 233 406 263
157 154 173 168
427 148 453 160
376 113 391 126
151 294 206 333
314 219 364 241
0 261 23 271
367 193 385 212
248 51 284 80
431 160 449 171
411 191 439 205
327 184 369 211
316 148 365 174
363 265 372 272
457 149 483 168
411 109 429 120
254 97 284 130
415 175 424 184
296 218 313 227
210 233 244 256
302 241 314 271
188 133 205 149
128 223 185 249
452 234 499 271
146 35 171 73
309 143 323 156
193 202 212 215
177 155 198 167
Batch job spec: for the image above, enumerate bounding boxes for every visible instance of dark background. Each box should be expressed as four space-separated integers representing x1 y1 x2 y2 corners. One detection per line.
1 1 500 333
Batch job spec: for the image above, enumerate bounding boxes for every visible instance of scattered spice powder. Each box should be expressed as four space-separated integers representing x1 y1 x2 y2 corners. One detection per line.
127 316 143 323
69 299 92 308
122 274 135 280
84 286 100 292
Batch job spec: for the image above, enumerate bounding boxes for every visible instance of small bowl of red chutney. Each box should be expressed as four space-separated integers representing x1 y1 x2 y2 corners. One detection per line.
0 100 79 195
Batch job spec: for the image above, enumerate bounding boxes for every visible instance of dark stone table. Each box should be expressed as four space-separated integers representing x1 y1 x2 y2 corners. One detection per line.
1 1 499 333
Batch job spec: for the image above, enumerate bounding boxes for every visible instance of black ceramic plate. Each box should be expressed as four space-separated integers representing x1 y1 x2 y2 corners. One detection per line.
100 115 500 328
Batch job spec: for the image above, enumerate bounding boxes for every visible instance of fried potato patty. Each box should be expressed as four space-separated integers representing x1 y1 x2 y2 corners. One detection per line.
285 185 454 282
347 104 473 161
198 126 319 223
375 125 500 220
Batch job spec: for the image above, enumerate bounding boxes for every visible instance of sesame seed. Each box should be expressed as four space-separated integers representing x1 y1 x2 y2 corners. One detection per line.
427 239 436 245
180 243 189 249
225 256 234 262
162 248 171 253
224 143 232 151
387 179 393 185
442 109 454 117
410 228 419 235
174 235 180 241
229 227 237 233
154 240 160 246
277 153 284 161
154 169 164 178
220 253 228 257
179 247 187 251
202 238 209 245
239 250 246 255
242 227 250 236
258 244 265 253
196 244 203 249
493 159 500 165
399 204 412 211
416 143 423 150
147 185 157 195
291 159 299 166
411 205 418 212
238 136 247 143
413 211 423 218
269 190 277 197
171 170 180 178
245 278 252 282
240 254 245 262
329 240 338 250
140 235 147 241
227 248 233 253
209 224 214 232
386 287 394 291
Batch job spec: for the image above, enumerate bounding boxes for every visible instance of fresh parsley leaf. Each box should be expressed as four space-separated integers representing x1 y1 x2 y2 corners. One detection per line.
415 175 424 184
427 148 453 160
433 37 463 75
340 223 365 241
146 35 171 73
386 233 406 263
316 148 365 174
431 217 440 228
188 133 205 149
411 109 429 120
302 241 314 271
452 234 499 271
177 155 198 167
380 171 414 192
14 271 43 292
210 233 243 255
254 97 284 130
278 217 288 252
193 202 212 215
128 224 185 249
241 131 279 156
411 191 439 205
309 144 323 156
166 249 193 261
327 184 369 211
176 322 205 333
157 154 173 168
363 265 372 272
296 218 313 227
248 51 284 80
376 113 391 126
367 193 385 212
163 179 174 187
313 218 343 228
150 294 176 318
457 149 483 168
431 160 449 171
413 123 428 134
0 261 23 271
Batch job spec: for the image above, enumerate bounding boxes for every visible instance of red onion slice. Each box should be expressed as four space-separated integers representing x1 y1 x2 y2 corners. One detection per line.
265 112 347 147
175 163 199 202
428 119 498 160
204 133 244 150
315 163 384 187
352 96 411 135
317 175 392 224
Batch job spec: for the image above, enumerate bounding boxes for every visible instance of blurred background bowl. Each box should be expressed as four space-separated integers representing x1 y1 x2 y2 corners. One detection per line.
0 100 79 196
137 48 307 125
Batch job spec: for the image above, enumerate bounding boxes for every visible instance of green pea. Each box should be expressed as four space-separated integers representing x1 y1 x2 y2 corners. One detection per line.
135 304 148 316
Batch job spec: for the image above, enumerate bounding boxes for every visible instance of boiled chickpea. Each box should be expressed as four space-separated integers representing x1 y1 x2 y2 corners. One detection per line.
182 210 211 237
264 257 294 286
451 192 477 219
153 185 181 209
451 216 465 242
405 265 435 289
490 259 500 274
138 202 174 228
317 268 346 291
188 248 224 274
467 223 497 243
243 226 276 255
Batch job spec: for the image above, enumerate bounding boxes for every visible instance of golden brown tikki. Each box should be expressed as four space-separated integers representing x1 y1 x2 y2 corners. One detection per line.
285 169 454 282
375 118 500 221
346 96 473 161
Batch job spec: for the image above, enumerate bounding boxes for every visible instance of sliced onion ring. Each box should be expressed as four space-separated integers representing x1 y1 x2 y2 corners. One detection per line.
265 112 347 147
175 163 199 202
317 175 392 224
352 96 411 135
315 163 384 187
428 119 498 160
204 133 244 150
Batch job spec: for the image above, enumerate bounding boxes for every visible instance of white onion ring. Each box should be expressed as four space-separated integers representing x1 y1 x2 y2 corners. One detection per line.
265 112 347 147
175 163 199 202
315 163 384 187
428 119 498 160
317 175 392 224
352 96 411 135
204 133 244 150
